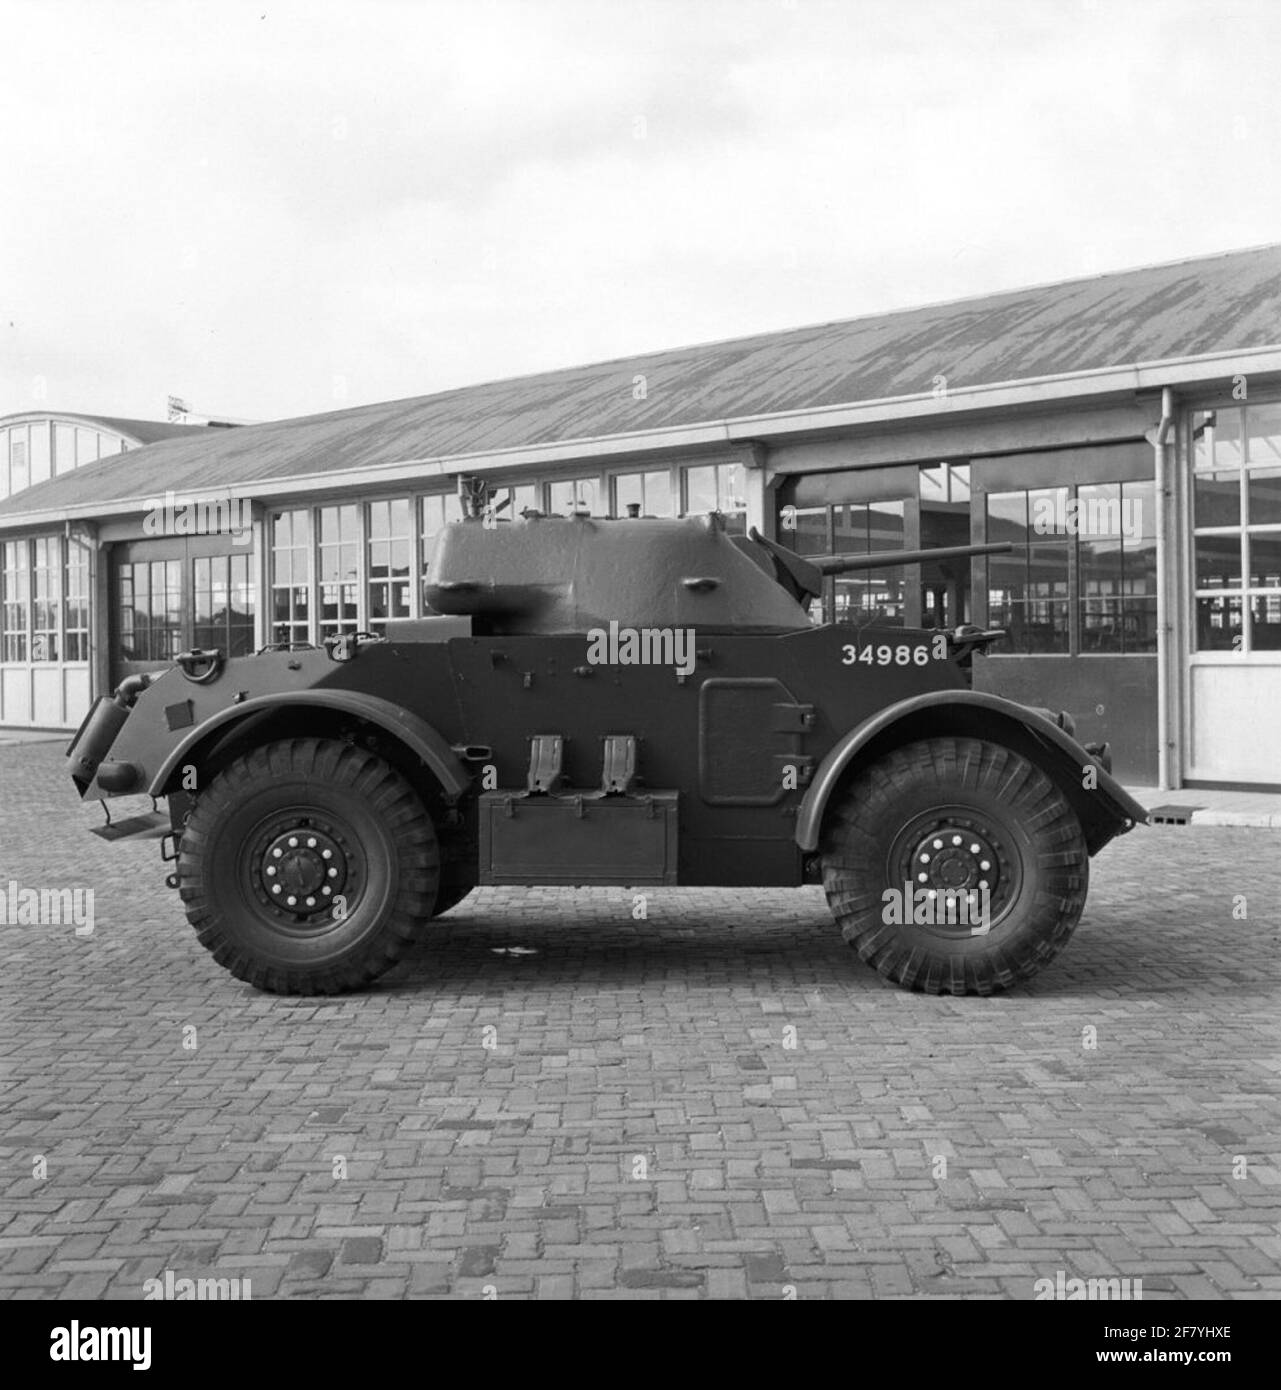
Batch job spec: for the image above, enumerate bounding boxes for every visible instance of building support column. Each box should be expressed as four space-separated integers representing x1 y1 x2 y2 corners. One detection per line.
1150 387 1177 790
738 442 769 537
92 534 111 704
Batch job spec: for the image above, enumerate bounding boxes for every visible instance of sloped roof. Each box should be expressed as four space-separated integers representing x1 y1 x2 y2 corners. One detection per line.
4 242 1281 523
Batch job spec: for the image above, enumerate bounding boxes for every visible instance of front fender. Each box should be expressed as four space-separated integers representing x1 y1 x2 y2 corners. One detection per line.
147 689 471 801
795 690 1148 854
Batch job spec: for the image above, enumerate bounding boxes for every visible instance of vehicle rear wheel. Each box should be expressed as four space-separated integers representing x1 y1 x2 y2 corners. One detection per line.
820 737 1088 995
177 737 440 994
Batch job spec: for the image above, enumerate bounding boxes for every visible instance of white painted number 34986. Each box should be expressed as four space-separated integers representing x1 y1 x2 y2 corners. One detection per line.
842 643 932 667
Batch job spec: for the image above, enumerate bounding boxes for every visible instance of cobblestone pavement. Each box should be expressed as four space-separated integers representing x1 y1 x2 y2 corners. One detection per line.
1 741 1278 1301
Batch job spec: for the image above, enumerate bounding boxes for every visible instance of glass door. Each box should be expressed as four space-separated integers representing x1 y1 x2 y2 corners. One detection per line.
111 535 256 688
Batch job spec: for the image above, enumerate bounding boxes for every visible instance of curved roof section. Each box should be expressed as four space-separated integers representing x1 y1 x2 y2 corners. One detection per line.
0 411 216 445
4 242 1281 522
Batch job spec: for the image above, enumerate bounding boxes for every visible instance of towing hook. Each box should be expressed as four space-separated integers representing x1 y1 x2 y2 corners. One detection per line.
174 648 225 684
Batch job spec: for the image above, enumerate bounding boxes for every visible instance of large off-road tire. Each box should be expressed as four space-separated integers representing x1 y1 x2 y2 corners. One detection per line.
177 738 440 994
821 737 1088 995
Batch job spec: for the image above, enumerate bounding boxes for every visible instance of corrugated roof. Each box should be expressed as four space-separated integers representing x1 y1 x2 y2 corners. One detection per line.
4 243 1281 522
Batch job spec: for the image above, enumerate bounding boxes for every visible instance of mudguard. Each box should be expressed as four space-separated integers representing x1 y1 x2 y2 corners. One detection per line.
795 689 1148 854
145 689 472 801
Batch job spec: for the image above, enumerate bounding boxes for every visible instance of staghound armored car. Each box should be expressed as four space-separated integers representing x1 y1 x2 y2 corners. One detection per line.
66 510 1147 996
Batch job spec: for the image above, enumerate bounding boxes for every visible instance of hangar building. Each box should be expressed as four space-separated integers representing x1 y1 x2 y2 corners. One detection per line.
3 243 1280 789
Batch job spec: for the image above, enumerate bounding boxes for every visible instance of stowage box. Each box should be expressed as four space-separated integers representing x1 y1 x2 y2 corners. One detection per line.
479 790 679 886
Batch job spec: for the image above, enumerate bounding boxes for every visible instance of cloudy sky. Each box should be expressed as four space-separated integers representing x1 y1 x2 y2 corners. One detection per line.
3 0 1280 424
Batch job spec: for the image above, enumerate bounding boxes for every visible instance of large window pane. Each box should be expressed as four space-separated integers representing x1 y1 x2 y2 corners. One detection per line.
1124 479 1156 540
1211 407 1244 468
76 428 100 466
1251 593 1281 650
1194 472 1240 529
614 469 672 517
1027 543 1068 599
1196 593 1242 651
269 509 311 645
54 424 76 476
2 540 29 661
367 497 411 633
30 424 51 486
1248 534 1281 589
1247 467 1281 526
1080 535 1123 600
834 570 905 627
683 466 717 516
867 500 905 551
547 477 597 515
1076 482 1121 539
832 504 867 553
9 428 28 493
1028 486 1070 538
31 537 60 661
986 491 1027 543
782 506 829 556
65 538 91 661
318 505 360 637
1246 402 1281 467
1123 536 1157 598
1195 535 1241 590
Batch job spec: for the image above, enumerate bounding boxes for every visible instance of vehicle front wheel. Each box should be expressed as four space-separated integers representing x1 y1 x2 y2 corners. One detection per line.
820 737 1088 995
177 737 440 994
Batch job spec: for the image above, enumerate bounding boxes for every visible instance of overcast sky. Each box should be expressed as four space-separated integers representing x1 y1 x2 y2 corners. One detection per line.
3 0 1280 425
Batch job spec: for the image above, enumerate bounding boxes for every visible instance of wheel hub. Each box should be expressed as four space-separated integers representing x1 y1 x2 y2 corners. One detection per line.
250 820 355 920
911 825 1000 897
888 810 1019 936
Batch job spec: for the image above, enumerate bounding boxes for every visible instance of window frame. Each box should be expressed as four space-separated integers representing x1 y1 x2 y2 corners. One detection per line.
983 479 1156 658
0 535 93 667
1188 401 1281 658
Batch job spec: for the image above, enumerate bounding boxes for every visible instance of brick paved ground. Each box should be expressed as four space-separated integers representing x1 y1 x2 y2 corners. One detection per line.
0 741 1278 1300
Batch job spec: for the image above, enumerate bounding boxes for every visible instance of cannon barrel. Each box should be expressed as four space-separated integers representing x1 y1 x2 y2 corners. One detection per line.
809 541 1013 575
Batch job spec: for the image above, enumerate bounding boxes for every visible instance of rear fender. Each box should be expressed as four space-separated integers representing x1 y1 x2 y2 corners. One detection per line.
796 690 1148 856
